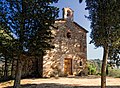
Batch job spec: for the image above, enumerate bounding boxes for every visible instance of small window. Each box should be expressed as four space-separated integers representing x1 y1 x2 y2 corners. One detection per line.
67 32 71 38
80 61 82 66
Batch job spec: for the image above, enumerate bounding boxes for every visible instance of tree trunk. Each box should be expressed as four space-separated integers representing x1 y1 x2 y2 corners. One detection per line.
106 65 108 75
101 46 109 88
38 55 43 78
13 58 22 88
34 57 39 78
4 56 8 79
11 59 15 79
34 56 43 78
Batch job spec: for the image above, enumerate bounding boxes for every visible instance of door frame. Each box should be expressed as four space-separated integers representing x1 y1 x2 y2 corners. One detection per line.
64 58 72 75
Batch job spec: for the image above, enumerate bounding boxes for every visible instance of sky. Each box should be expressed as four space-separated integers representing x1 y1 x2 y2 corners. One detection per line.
53 0 103 60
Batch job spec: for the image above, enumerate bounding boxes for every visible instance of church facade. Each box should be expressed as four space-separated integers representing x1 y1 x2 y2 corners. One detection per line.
43 8 88 77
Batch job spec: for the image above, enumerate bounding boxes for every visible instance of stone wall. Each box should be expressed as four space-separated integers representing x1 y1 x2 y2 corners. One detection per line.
43 20 87 77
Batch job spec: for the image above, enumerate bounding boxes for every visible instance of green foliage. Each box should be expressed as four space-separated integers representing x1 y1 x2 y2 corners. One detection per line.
108 47 120 68
0 0 59 86
85 0 120 47
108 68 120 78
0 0 59 56
85 0 120 69
81 0 120 87
87 61 97 75
0 66 3 77
87 59 102 75
79 0 83 3
0 25 14 80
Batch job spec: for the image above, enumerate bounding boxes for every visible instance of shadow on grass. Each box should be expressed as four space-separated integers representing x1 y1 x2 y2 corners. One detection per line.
4 83 120 88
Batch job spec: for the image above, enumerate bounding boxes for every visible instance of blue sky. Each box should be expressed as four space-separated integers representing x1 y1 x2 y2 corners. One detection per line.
53 0 103 60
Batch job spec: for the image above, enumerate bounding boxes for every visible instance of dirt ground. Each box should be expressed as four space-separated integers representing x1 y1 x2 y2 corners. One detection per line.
0 75 120 88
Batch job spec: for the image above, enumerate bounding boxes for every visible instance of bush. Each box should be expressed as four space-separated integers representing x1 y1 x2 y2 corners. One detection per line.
91 68 96 75
108 68 120 78
96 72 101 76
87 62 96 75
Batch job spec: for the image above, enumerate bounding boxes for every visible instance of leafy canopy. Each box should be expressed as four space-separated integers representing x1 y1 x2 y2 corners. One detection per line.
0 0 59 56
84 0 120 47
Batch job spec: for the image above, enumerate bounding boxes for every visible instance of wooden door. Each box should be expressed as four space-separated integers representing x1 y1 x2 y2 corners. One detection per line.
64 58 72 75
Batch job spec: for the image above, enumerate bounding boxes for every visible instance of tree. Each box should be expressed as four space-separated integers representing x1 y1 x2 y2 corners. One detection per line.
108 38 120 68
0 25 14 80
80 0 120 88
0 0 59 88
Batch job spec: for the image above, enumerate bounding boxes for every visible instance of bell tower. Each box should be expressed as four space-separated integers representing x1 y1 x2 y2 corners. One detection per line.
63 8 74 21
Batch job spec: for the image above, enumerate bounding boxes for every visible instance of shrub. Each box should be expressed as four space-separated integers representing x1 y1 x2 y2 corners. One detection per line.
108 68 120 78
87 62 97 75
91 68 96 75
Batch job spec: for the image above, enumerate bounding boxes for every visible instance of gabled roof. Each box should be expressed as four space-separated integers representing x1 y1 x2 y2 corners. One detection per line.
55 19 88 33
73 22 88 33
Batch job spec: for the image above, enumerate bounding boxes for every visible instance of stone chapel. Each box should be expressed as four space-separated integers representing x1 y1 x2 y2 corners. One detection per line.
43 8 88 77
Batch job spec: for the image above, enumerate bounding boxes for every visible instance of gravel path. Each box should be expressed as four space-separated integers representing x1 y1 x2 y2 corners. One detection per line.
0 76 120 88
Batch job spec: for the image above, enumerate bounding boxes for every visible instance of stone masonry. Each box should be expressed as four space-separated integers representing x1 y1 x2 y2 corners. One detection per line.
43 8 88 77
